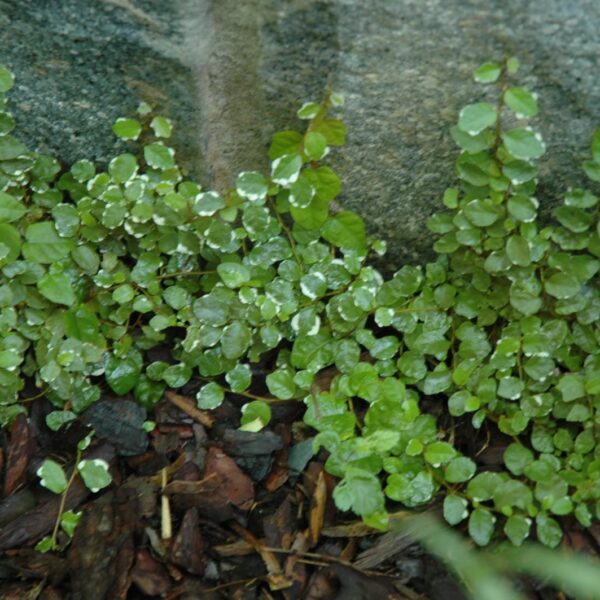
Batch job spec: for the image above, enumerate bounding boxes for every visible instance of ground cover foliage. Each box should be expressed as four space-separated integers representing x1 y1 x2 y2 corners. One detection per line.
0 57 599 550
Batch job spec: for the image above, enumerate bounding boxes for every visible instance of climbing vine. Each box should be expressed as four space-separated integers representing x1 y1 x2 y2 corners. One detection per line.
0 58 598 548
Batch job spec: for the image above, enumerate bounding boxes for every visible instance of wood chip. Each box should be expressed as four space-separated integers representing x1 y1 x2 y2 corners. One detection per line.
170 508 205 576
204 447 254 511
4 414 32 496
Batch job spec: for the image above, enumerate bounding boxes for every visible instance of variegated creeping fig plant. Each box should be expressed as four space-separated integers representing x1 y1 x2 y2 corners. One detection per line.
1 58 599 549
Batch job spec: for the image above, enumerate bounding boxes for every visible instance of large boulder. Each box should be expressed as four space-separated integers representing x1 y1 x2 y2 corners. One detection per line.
4 0 600 268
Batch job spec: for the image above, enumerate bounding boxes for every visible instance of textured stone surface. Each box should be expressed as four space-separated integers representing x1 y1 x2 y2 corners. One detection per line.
3 0 600 268
256 0 600 269
0 0 205 176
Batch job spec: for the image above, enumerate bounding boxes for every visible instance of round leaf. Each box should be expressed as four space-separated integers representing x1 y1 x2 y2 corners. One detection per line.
77 459 112 493
196 382 224 409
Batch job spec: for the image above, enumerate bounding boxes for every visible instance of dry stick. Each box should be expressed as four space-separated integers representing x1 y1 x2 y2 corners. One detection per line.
262 545 399 579
229 522 292 591
309 470 327 546
164 390 214 428
49 448 83 548
161 467 172 541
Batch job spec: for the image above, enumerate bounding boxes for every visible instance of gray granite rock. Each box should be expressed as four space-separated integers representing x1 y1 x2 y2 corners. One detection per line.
0 0 205 176
256 0 600 269
3 0 600 269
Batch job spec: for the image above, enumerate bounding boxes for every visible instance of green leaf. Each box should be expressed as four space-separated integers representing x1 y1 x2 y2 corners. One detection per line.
217 262 251 288
297 102 320 119
134 376 165 409
236 171 268 202
104 350 143 395
291 329 333 370
322 211 366 250
221 321 252 359
582 160 600 182
503 443 534 476
38 273 76 306
0 192 25 222
289 175 315 208
536 514 563 548
112 284 135 304
450 126 493 153
544 272 580 299
162 363 192 388
333 469 385 516
443 495 469 525
77 459 112 493
0 135 27 160
271 153 302 186
300 272 328 300
591 128 600 162
554 205 593 232
464 198 502 227
503 160 538 185
498 377 524 400
269 130 302 159
0 349 21 370
193 191 225 216
23 222 75 263
35 537 56 553
304 166 341 201
458 102 496 135
150 116 172 138
304 131 328 160
445 456 476 483
290 196 329 229
225 363 252 392
467 472 503 502
507 194 538 222
504 87 538 118
507 56 520 74
423 441 456 467
196 382 225 409
504 514 531 546
0 223 20 264
163 286 190 310
46 410 77 431
108 153 138 183
266 369 297 400
506 235 531 266
556 373 585 402
71 159 96 183
473 62 501 83
112 118 141 140
240 400 271 432
313 118 346 146
37 459 68 494
52 204 80 237
0 65 15 92
60 510 82 537
144 142 175 169
502 128 545 160
194 293 230 326
468 508 496 546
72 245 100 274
